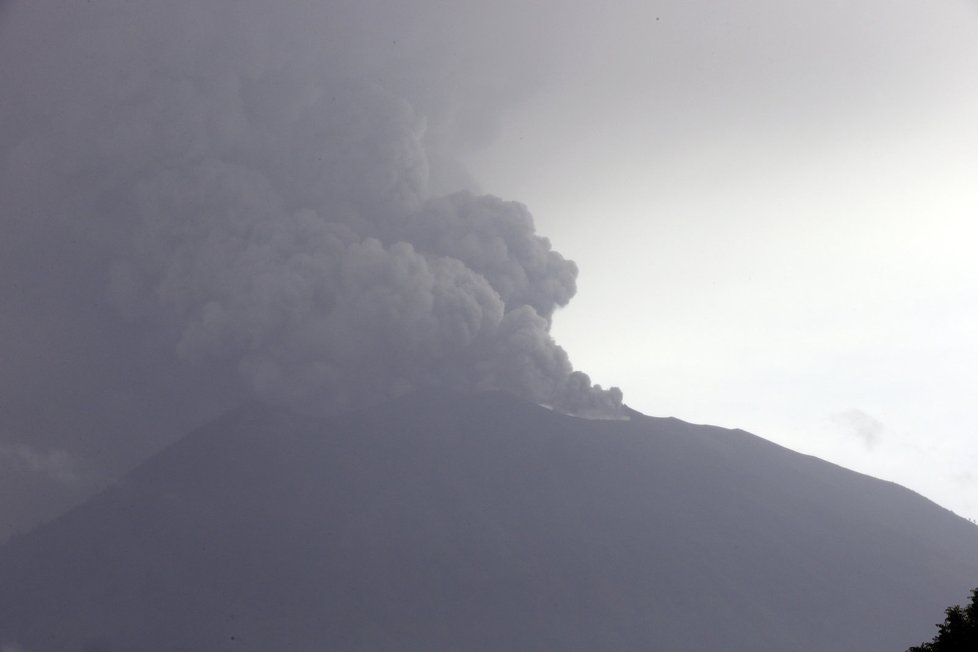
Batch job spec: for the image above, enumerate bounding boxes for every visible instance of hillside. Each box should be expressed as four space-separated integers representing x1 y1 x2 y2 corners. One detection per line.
1 390 976 651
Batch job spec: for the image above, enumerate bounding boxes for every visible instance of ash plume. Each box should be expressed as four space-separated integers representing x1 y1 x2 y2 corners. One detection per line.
0 0 622 435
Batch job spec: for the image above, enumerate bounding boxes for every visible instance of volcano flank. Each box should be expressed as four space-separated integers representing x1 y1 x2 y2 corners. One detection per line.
1 390 976 651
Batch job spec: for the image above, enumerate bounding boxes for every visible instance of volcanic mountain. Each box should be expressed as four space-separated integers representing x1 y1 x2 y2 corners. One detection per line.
1 390 976 651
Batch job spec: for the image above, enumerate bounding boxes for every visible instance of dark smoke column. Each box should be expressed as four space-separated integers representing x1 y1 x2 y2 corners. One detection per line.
3 0 624 420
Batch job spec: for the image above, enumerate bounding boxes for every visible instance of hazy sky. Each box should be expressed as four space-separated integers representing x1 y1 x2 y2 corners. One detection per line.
466 0 978 521
1 0 976 539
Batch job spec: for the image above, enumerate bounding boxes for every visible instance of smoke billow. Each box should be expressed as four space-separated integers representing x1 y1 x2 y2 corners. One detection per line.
1 0 622 427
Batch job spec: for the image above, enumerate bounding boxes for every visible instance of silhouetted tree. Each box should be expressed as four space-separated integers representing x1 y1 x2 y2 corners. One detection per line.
906 587 978 651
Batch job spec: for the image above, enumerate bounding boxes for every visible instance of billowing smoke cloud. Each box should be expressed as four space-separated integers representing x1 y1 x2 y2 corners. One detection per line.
0 0 621 428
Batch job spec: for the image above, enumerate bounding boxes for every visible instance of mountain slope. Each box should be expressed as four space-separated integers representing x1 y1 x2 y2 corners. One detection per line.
1 390 976 651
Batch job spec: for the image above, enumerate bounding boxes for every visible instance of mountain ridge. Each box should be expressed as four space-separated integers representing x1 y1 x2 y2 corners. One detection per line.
1 389 976 651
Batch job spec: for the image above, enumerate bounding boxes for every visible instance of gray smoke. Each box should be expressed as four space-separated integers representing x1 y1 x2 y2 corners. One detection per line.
0 0 622 427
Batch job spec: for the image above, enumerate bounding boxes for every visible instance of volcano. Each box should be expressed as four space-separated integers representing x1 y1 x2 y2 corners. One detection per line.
1 390 976 651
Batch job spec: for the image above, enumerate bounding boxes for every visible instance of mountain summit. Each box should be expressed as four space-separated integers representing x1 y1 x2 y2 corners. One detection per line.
1 390 976 651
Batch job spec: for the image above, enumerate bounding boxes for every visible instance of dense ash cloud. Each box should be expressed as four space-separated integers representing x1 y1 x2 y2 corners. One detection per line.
0 0 622 489
92 43 618 417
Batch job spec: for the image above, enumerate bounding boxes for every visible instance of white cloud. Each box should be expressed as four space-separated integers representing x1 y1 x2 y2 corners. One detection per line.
0 443 79 486
830 409 885 450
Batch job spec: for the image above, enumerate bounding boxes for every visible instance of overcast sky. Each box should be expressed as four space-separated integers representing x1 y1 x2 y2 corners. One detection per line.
466 0 978 521
1 0 976 539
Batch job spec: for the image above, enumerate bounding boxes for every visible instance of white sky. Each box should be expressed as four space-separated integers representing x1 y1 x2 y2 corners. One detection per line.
465 0 978 521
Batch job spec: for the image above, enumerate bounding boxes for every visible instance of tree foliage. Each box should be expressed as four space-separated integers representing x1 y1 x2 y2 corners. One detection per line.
906 587 978 651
